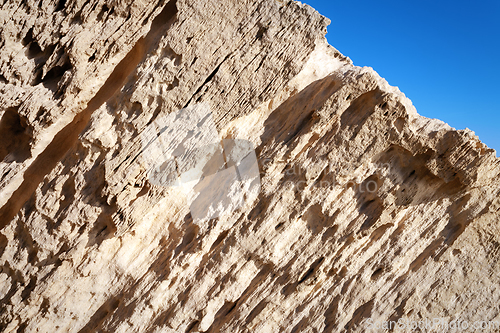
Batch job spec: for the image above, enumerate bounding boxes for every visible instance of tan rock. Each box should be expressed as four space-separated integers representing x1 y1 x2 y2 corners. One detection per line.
1 0 499 332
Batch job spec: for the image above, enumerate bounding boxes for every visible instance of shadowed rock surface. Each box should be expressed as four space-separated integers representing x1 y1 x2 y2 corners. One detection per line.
0 0 500 332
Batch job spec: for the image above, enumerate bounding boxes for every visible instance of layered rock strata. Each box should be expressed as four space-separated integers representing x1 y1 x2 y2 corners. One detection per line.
1 0 500 332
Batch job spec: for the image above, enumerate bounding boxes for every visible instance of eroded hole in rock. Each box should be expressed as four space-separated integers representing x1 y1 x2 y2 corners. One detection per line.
394 116 405 133
304 203 327 234
87 212 118 248
27 40 43 60
70 11 82 25
210 229 229 251
97 4 111 21
17 322 28 333
35 107 53 128
21 28 35 46
185 320 199 333
22 28 44 59
41 58 72 98
0 107 32 162
298 256 324 284
256 25 267 40
54 0 66 12
371 267 383 280
22 29 59 86
126 102 143 119
162 45 182 66
166 77 179 90
376 145 451 207
358 197 383 233
322 225 338 242
183 225 198 246
21 276 37 302
0 233 7 259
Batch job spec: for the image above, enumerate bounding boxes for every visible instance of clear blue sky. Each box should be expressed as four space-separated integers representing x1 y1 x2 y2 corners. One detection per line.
303 0 500 154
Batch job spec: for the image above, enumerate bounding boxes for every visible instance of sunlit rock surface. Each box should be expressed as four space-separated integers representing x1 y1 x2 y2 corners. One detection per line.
1 0 500 332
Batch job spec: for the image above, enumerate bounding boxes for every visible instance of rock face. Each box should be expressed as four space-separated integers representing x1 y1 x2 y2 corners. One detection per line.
1 0 500 332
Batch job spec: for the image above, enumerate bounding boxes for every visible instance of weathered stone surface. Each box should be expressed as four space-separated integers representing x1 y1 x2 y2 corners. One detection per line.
1 0 500 332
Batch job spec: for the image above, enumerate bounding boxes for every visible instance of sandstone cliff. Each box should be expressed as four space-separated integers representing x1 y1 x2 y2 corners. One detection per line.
1 0 500 332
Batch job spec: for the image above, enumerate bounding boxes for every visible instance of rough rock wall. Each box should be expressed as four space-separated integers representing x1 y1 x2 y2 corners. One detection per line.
1 0 500 332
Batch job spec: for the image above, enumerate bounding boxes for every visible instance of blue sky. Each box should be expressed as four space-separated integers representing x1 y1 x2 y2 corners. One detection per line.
303 0 500 154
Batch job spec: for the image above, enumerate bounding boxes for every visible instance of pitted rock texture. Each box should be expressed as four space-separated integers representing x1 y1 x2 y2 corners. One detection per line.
1 0 500 332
